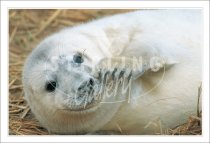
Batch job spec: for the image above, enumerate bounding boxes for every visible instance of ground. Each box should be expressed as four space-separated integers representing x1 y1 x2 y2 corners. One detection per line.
9 9 201 135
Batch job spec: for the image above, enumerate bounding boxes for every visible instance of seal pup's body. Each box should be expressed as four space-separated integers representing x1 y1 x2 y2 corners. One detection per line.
23 10 202 134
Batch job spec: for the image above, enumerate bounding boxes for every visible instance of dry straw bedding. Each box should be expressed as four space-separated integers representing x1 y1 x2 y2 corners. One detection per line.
9 9 202 135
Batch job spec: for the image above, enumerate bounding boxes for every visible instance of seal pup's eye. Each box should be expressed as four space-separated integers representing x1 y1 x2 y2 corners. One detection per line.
73 53 83 64
46 81 57 92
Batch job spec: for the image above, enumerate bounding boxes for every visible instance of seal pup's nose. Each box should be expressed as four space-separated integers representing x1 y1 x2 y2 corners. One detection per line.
77 78 94 92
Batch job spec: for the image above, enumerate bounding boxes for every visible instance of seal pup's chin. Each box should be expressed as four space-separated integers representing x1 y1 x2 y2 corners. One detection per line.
61 102 101 114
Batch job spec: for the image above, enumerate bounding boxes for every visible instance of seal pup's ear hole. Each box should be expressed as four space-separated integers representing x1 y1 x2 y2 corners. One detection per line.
45 81 57 92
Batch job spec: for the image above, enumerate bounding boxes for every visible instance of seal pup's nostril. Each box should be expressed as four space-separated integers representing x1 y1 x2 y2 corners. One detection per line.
89 78 94 86
78 86 82 91
77 81 86 91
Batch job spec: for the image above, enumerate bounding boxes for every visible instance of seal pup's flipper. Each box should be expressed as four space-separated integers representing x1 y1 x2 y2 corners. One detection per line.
93 56 178 81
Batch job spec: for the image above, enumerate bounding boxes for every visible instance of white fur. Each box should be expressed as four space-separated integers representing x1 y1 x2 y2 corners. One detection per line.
23 10 202 134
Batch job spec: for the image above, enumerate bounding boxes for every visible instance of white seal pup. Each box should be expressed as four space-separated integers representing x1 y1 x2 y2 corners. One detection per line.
22 10 202 134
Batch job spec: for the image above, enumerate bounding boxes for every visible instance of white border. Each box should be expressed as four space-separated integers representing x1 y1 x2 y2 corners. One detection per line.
1 1 209 143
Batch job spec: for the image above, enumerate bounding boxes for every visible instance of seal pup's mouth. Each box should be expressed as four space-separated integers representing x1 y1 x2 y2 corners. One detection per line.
60 98 101 114
61 78 103 113
67 101 100 112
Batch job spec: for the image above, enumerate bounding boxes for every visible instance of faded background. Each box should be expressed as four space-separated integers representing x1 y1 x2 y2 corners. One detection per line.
9 9 201 135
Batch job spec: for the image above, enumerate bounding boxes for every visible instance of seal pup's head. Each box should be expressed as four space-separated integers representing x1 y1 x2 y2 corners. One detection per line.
22 31 124 134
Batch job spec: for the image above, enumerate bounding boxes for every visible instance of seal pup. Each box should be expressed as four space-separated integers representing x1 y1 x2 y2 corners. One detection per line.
22 10 202 134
